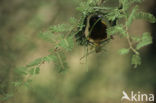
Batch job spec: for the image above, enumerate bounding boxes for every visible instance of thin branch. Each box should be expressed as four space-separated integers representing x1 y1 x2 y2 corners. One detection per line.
125 26 139 55
127 35 139 55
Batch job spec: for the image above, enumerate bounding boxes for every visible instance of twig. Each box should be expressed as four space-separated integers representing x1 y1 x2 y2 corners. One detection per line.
125 26 139 55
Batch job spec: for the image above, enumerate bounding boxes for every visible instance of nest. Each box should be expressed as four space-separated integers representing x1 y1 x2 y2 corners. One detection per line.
75 11 115 47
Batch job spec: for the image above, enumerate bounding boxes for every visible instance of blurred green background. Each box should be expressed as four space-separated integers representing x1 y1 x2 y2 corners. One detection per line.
0 0 156 103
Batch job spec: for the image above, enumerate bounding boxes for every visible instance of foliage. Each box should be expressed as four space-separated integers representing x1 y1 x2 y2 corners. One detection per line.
1 0 156 101
107 0 155 68
136 32 153 50
131 54 142 68
119 48 130 55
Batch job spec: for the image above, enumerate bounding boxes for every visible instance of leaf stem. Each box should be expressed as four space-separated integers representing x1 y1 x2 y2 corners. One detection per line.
125 26 139 55
56 53 65 70
127 35 139 55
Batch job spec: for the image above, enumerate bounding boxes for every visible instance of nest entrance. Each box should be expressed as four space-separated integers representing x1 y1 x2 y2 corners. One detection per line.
88 15 107 43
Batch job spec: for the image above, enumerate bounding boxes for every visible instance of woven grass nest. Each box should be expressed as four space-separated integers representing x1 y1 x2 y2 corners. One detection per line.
75 11 116 52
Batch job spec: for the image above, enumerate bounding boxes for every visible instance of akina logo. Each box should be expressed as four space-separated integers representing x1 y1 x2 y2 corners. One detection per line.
121 91 155 102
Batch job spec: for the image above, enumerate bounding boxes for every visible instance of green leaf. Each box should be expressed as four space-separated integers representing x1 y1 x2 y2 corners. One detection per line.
135 12 156 23
107 25 127 37
50 24 69 33
35 67 40 74
76 0 96 15
131 54 141 68
88 0 99 5
76 2 91 14
119 0 130 12
43 55 57 62
54 52 68 72
58 36 74 51
38 31 54 43
106 9 122 21
131 35 141 42
119 48 130 55
12 81 22 87
69 17 78 25
28 68 35 75
26 58 43 67
136 32 152 50
126 6 138 27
